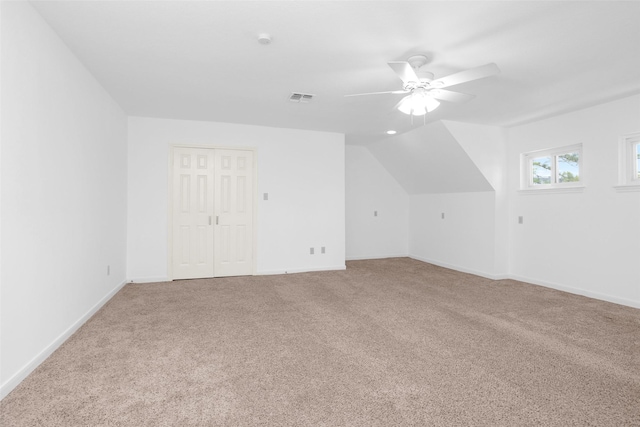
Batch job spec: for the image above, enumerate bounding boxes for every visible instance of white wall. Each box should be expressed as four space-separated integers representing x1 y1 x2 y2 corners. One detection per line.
361 120 506 279
443 121 509 277
0 1 128 398
345 145 408 260
507 94 640 307
127 117 345 280
409 192 498 278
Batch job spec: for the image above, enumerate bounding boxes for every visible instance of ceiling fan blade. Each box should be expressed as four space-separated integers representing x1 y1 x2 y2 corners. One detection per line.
428 89 475 103
344 90 408 97
432 63 500 88
387 61 420 84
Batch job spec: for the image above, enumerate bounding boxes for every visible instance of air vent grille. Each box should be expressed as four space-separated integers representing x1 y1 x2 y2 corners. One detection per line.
289 92 314 103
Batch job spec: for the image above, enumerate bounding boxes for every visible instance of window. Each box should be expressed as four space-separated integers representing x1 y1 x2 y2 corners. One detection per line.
616 132 640 191
625 133 639 182
522 144 582 190
636 142 640 180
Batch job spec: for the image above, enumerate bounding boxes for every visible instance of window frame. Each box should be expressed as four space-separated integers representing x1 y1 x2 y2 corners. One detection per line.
615 132 640 192
623 132 639 183
634 140 640 182
521 143 583 191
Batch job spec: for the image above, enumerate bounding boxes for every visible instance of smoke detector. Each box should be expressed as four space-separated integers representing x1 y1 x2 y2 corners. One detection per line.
257 33 272 45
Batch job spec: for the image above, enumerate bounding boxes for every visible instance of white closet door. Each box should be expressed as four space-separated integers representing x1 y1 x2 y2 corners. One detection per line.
171 147 215 279
213 149 254 277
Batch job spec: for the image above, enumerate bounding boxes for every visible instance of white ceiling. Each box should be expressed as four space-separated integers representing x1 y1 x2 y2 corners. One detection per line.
31 1 640 140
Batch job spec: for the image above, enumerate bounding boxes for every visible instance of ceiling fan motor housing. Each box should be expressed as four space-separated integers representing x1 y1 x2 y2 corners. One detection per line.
407 54 430 69
407 55 434 87
417 71 434 83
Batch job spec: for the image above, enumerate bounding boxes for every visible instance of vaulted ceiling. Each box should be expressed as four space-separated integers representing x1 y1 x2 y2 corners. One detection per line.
368 121 493 194
32 1 640 140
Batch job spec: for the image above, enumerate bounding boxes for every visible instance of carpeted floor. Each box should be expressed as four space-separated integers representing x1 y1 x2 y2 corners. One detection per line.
1 258 639 426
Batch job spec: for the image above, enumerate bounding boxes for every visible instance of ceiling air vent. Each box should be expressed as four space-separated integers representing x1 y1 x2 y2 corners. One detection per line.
289 92 314 103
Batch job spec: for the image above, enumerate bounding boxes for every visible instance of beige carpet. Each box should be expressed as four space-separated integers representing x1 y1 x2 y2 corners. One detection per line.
1 258 639 426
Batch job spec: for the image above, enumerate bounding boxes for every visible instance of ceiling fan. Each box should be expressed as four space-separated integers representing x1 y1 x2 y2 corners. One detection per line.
346 55 500 116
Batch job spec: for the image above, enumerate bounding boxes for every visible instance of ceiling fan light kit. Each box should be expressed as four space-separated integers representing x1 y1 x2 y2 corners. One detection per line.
345 55 500 118
397 88 440 116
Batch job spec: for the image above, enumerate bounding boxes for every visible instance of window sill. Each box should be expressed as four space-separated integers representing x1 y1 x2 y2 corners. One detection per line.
613 184 640 193
518 186 585 195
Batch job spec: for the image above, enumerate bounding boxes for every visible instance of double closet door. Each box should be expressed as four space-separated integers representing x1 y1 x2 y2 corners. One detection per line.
171 147 254 279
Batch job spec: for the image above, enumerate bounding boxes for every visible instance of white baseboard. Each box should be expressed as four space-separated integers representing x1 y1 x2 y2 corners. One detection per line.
127 276 170 284
345 253 409 261
0 280 128 401
408 256 639 309
508 274 640 309
409 255 504 280
258 265 347 276
130 267 353 280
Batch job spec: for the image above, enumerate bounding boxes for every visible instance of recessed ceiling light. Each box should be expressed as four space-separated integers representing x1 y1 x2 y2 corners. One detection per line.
386 130 397 135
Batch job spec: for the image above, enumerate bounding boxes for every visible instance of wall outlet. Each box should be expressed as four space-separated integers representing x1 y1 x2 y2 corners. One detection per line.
374 210 378 217
441 212 445 219
310 247 314 255
263 193 269 201
321 246 325 254
518 216 524 224
107 265 110 275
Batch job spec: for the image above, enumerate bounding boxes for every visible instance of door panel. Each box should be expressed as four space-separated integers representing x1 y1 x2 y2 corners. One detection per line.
172 147 215 279
214 149 254 277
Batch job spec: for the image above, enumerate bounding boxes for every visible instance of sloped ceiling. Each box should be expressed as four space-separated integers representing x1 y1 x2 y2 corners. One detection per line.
367 121 493 195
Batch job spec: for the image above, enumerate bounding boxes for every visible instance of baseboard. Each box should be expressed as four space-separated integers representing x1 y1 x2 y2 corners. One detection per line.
345 253 409 261
0 280 128 401
258 265 347 275
508 274 640 309
127 276 170 283
409 255 504 281
408 256 639 309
